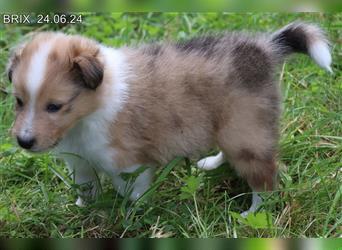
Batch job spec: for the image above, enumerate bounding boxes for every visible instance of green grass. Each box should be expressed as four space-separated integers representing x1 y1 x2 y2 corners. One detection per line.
0 13 341 238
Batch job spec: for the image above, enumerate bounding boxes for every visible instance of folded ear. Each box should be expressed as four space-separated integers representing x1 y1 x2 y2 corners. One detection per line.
72 53 104 90
6 42 26 82
69 37 104 90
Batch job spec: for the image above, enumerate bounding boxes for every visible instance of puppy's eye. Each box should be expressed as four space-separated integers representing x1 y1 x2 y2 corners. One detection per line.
16 97 23 107
46 103 63 113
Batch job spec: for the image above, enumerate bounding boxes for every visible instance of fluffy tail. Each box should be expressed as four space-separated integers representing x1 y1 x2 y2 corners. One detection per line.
271 22 332 73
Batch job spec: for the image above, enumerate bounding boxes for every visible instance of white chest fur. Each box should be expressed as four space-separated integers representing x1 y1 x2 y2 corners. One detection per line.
56 113 115 173
55 47 130 175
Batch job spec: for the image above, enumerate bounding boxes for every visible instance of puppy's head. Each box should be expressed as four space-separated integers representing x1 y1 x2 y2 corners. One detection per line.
8 32 104 152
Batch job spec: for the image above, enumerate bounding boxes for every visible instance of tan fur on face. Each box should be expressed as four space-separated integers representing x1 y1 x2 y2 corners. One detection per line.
11 33 104 151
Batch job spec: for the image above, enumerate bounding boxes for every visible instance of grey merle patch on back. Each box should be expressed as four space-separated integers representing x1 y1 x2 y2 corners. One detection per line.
141 43 163 56
175 35 222 57
230 41 273 91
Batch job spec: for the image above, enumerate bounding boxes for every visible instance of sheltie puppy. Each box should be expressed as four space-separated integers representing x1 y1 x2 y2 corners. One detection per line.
7 22 332 215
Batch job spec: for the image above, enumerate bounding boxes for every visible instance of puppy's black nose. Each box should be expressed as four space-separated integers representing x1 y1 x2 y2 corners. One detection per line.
17 136 36 149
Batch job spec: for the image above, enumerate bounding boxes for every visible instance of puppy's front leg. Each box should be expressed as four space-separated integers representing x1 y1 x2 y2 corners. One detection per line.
130 167 154 201
65 158 99 207
112 166 154 201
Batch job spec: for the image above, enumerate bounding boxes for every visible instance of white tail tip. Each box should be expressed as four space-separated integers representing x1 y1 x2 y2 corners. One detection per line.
309 40 333 73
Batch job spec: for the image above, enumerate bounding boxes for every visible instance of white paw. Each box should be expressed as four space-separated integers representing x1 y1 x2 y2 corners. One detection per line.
130 191 142 201
240 193 263 217
75 197 85 207
197 152 225 170
240 210 251 218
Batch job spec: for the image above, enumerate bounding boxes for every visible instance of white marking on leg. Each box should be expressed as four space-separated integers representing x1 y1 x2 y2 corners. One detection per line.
241 192 263 217
130 167 153 200
197 151 225 170
64 157 98 207
112 175 127 196
112 166 154 201
75 197 85 207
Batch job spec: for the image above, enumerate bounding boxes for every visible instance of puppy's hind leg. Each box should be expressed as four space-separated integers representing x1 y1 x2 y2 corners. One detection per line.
224 148 277 217
222 145 277 216
240 192 263 217
197 151 226 170
217 95 279 217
